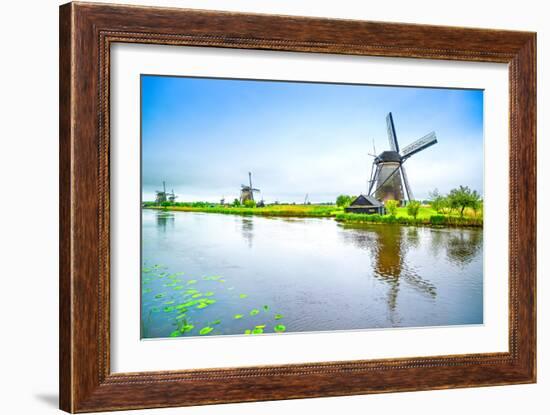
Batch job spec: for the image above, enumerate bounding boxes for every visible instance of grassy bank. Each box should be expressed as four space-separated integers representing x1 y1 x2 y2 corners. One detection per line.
147 204 342 217
145 204 483 227
335 206 483 227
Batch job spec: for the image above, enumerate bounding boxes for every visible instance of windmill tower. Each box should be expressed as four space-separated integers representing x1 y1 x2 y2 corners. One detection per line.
240 172 260 203
155 181 177 204
368 112 437 204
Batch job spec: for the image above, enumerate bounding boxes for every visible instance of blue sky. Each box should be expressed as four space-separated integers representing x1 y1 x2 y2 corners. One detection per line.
142 75 483 203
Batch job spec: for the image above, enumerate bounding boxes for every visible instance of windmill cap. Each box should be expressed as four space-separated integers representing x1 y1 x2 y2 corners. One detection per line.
376 150 402 163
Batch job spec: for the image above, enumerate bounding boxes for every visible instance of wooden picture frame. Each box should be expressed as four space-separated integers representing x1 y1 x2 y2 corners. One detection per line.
59 2 536 412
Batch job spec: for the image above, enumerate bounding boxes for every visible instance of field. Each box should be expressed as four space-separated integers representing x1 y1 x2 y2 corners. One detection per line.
144 203 483 227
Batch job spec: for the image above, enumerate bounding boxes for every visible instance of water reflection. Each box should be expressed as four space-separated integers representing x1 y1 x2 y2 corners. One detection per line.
445 231 483 266
340 224 437 319
155 211 174 232
240 217 254 248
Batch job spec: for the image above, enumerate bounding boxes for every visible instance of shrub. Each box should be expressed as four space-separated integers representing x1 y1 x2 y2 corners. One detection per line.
384 199 399 216
407 200 421 218
336 195 353 207
430 215 446 226
243 199 256 208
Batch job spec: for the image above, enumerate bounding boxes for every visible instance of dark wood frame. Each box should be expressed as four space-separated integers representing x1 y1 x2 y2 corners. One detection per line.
59 2 536 412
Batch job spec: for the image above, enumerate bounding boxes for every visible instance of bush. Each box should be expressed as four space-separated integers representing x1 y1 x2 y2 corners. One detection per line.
430 215 446 226
232 198 241 207
336 195 353 207
407 200 421 218
384 199 399 216
243 199 256 208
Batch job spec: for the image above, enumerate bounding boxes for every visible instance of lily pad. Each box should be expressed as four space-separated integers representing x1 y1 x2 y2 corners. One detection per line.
163 306 175 312
263 305 269 312
187 280 197 285
239 294 248 299
199 326 214 335
180 324 194 333
274 324 286 333
252 327 264 334
234 314 244 320
154 293 165 299
274 314 284 320
191 293 203 298
211 319 221 325
169 330 180 337
250 309 260 316
203 291 215 297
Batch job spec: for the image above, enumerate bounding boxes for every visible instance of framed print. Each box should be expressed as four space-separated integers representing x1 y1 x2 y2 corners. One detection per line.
59 2 536 412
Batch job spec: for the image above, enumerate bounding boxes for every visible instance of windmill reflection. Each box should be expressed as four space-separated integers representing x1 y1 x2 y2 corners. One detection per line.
240 217 254 248
340 224 436 322
155 211 175 232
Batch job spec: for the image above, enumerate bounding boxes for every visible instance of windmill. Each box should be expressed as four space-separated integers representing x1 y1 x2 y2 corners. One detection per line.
155 181 177 204
240 172 260 203
368 112 437 204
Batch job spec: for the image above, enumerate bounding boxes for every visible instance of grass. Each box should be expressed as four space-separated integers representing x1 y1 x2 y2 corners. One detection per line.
147 203 342 218
335 206 483 227
144 203 483 227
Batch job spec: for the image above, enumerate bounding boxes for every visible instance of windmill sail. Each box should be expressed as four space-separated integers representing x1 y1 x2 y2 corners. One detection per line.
386 112 400 152
400 132 437 160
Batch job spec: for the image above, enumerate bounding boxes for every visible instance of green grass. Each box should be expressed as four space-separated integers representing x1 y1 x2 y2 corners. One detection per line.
144 203 482 227
146 204 342 218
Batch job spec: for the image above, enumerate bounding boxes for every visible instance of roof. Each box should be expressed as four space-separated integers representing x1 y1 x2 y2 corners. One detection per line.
349 194 383 207
376 151 402 163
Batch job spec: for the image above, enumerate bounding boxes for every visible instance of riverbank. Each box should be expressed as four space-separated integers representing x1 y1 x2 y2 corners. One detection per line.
145 204 483 227
146 204 340 217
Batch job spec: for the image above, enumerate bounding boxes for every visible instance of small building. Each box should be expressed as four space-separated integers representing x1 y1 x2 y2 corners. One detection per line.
345 194 385 214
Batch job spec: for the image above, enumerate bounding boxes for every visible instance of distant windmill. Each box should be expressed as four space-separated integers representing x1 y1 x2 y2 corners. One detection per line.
240 172 260 203
155 181 177 204
368 112 437 203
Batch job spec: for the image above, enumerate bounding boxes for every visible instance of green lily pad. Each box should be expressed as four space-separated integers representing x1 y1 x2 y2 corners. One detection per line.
196 303 208 309
263 305 269 312
252 327 264 334
142 288 152 294
164 300 175 305
154 293 165 299
275 314 284 320
211 319 221 325
169 330 180 337
180 324 194 333
239 294 248 299
250 309 260 316
244 329 252 335
173 286 184 290
234 314 244 319
175 313 188 320
274 324 286 333
163 306 175 312
191 293 203 298
187 280 197 285
199 326 214 335
204 291 215 297
255 325 266 329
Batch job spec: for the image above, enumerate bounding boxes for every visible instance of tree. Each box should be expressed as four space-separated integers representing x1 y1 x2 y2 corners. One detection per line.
385 199 399 216
232 198 241 207
447 185 481 217
243 199 256 208
428 188 448 213
407 200 421 219
336 194 353 207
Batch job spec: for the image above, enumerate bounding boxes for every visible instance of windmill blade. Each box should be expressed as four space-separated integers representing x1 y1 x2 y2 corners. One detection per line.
400 132 437 160
251 188 260 192
386 112 400 152
400 164 414 201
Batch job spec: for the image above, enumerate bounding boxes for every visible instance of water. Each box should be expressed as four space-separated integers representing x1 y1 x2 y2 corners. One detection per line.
141 210 483 338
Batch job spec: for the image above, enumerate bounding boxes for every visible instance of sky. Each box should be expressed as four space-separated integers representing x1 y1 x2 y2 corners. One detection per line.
141 75 484 203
